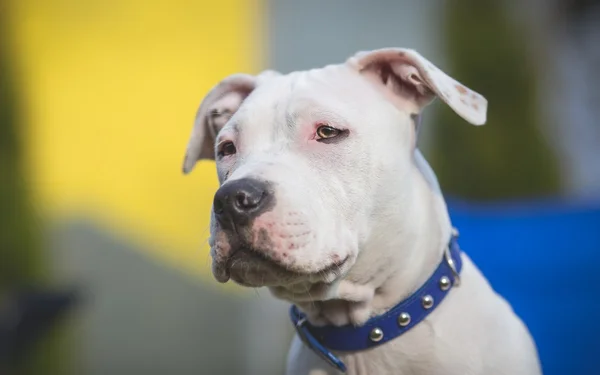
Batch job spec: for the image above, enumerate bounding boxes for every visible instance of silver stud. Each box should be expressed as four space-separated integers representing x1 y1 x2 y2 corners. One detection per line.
439 276 451 291
397 312 411 327
369 327 384 342
422 295 434 309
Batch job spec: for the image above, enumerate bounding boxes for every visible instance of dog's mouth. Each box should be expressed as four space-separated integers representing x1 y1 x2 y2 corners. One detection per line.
214 246 350 287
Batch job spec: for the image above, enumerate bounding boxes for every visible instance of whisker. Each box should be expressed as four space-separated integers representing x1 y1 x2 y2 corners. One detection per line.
304 284 317 309
335 263 343 276
198 224 212 266
200 224 211 238
200 236 211 247
229 218 239 237
319 269 327 281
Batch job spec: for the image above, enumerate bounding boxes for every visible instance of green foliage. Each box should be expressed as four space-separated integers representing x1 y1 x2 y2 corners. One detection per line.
428 2 561 200
0 28 45 292
1 3 69 374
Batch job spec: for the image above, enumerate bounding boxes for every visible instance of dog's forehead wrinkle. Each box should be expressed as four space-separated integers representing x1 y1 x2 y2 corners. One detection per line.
285 111 298 130
234 74 354 150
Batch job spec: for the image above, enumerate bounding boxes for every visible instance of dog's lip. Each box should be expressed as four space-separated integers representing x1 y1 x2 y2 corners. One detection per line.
225 247 350 278
315 255 350 276
212 260 231 283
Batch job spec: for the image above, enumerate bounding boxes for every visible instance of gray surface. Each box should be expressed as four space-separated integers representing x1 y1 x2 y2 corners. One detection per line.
267 0 443 73
511 1 600 198
50 219 292 375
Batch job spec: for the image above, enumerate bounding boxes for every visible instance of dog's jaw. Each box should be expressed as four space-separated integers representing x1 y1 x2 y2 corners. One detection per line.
269 158 453 327
209 224 359 288
270 279 376 326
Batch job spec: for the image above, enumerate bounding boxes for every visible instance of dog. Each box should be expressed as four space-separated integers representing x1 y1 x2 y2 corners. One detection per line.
182 48 542 375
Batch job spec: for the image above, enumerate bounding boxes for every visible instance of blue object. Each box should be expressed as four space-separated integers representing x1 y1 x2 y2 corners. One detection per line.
447 197 600 375
290 233 463 373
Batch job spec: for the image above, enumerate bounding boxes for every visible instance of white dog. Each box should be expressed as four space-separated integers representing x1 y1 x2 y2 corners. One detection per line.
182 48 542 375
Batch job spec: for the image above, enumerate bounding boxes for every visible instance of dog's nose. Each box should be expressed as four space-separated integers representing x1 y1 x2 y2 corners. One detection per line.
213 178 273 226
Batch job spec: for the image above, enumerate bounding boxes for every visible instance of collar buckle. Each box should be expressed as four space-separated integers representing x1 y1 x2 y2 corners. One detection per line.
295 317 306 328
291 307 347 373
445 228 461 287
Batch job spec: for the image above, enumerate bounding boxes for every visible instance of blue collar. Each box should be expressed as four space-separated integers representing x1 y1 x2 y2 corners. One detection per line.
289 230 463 373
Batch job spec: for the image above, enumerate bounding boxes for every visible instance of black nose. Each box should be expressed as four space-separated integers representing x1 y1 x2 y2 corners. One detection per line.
213 178 273 227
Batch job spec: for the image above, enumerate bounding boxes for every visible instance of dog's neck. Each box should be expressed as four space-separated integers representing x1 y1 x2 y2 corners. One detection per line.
367 150 452 313
276 150 452 326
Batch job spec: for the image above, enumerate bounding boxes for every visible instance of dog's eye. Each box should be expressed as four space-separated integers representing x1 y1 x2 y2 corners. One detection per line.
316 125 341 139
218 141 236 158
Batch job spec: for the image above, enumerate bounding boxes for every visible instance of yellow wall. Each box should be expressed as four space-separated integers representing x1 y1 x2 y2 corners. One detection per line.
7 0 264 285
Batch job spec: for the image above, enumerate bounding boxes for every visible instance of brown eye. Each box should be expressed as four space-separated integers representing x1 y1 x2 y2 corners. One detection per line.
316 125 341 139
218 141 236 158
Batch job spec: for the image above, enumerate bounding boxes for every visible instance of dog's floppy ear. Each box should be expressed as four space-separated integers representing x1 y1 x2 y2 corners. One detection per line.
347 48 487 125
182 70 280 174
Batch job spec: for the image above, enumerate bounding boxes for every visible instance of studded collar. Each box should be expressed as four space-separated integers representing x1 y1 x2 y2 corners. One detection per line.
289 230 463 373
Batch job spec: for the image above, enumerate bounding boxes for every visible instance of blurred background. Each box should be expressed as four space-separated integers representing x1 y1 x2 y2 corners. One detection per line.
1 0 599 374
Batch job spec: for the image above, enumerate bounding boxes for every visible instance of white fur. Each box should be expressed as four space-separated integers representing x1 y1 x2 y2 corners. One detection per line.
183 48 541 374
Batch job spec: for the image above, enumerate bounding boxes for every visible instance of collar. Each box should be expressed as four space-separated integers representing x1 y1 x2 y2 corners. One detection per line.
289 229 463 373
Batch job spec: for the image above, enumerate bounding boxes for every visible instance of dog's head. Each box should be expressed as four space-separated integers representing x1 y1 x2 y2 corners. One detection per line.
182 48 487 288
